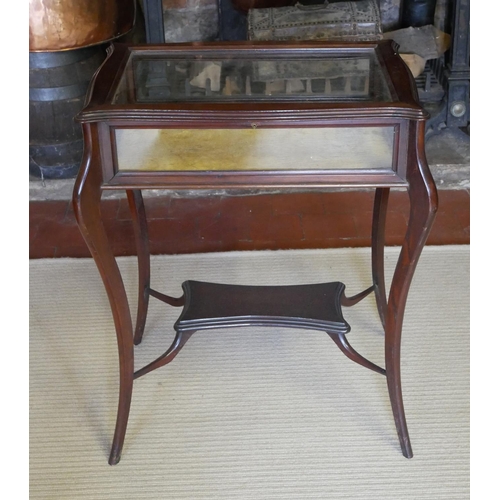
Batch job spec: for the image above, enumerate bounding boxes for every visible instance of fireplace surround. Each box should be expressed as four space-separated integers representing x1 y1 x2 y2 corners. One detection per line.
142 0 469 133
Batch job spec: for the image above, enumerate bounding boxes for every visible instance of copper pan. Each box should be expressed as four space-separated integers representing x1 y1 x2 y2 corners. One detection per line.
29 0 136 52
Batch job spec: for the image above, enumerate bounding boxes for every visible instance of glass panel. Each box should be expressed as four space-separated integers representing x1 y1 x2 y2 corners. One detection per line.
112 50 392 104
115 127 395 172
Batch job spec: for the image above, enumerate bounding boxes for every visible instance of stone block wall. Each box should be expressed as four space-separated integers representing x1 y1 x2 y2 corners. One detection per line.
155 1 450 43
162 0 220 42
379 0 402 31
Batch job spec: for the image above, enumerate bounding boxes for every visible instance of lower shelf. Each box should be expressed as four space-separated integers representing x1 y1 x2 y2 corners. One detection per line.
174 280 350 334
135 280 385 380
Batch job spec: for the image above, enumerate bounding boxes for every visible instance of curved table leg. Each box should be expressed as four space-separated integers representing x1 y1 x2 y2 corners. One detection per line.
127 190 151 346
73 124 135 466
385 121 438 458
372 188 390 329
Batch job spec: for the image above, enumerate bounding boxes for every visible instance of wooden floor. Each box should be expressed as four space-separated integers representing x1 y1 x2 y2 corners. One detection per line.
29 189 470 259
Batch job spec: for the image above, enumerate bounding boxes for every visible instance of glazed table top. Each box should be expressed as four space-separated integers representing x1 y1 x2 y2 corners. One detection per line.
79 40 424 118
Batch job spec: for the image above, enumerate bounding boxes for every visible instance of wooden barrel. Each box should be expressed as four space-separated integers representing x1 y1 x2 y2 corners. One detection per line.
29 46 105 179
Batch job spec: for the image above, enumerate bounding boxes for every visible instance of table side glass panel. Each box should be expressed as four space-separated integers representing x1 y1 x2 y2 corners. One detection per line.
114 126 396 172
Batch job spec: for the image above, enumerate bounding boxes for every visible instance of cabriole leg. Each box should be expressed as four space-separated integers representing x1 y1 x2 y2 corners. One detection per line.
385 121 438 458
127 189 151 346
73 124 135 465
372 188 390 328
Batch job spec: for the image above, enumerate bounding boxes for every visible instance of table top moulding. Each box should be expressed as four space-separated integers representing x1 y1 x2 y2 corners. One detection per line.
76 40 428 123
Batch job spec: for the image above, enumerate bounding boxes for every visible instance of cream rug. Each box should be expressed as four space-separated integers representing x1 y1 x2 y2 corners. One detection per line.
30 246 469 499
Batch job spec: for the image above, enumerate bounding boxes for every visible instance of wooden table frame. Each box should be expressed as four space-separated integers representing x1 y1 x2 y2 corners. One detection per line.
72 40 438 465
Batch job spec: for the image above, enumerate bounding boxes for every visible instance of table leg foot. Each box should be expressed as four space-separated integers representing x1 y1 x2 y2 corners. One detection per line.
400 434 414 459
108 449 121 466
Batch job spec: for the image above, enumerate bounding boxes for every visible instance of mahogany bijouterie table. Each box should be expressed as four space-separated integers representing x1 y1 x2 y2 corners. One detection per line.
73 40 438 465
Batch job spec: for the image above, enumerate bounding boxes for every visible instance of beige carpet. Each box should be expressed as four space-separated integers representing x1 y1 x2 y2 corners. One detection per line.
30 246 469 499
